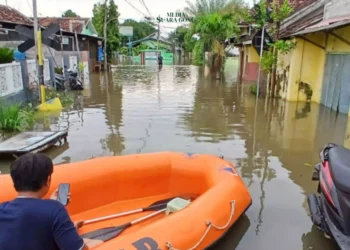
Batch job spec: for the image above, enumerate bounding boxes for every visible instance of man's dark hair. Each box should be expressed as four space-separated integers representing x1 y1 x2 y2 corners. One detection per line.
10 153 53 192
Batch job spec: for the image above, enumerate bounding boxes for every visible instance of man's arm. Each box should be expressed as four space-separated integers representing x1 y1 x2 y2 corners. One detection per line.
52 205 87 250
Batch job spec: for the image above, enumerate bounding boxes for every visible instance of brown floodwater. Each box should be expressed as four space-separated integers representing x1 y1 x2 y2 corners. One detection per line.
0 62 347 249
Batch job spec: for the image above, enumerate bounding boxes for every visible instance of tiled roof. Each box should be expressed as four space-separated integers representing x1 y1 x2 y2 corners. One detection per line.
0 4 33 25
38 17 90 33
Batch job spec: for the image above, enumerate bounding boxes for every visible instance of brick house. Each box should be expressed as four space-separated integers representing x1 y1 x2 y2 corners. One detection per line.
0 5 102 71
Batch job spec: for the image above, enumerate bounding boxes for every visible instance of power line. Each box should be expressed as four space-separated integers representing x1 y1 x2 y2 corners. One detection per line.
138 0 152 17
123 0 148 17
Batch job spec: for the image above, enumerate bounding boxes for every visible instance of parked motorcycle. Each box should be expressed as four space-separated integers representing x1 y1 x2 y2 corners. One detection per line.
307 143 350 250
54 65 83 91
67 66 83 91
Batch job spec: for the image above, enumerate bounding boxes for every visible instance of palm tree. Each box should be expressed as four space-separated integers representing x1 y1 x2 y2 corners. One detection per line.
184 0 247 16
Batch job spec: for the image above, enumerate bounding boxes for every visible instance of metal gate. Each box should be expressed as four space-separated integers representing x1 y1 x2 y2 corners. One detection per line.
321 54 350 114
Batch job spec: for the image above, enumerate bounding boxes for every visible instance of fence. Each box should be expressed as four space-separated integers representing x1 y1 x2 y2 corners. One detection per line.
0 62 23 98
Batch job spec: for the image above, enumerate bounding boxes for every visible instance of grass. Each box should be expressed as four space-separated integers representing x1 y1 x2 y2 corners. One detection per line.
45 88 74 108
0 101 35 132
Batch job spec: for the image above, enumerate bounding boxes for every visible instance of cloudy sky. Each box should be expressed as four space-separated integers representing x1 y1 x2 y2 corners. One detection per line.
1 0 254 34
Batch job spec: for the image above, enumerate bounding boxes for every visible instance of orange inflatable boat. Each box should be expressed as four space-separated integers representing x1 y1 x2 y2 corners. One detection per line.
0 152 252 249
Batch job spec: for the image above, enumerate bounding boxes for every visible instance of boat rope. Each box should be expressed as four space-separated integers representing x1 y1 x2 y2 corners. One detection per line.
165 200 236 250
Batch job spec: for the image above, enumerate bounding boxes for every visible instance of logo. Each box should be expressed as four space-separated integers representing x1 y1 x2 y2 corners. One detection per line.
219 165 237 176
156 12 194 23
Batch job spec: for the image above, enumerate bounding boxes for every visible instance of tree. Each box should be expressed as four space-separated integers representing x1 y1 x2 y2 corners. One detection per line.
191 12 239 72
62 9 79 17
92 0 120 66
120 19 156 45
183 0 248 70
107 0 120 60
184 0 247 16
252 0 294 97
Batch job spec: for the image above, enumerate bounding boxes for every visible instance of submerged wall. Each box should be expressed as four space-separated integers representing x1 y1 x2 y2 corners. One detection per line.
279 25 350 104
243 45 260 82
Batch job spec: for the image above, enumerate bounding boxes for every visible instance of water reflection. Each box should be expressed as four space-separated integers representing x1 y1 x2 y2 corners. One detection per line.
0 64 348 249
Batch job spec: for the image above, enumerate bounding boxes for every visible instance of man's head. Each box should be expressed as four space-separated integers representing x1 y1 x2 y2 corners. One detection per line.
10 153 53 197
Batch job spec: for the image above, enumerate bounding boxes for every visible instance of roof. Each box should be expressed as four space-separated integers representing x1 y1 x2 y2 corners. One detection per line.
0 4 33 25
293 17 350 36
279 0 327 38
127 32 173 47
38 17 90 33
280 11 323 38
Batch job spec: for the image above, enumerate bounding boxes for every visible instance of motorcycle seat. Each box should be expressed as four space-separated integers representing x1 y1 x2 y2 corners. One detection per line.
328 145 350 193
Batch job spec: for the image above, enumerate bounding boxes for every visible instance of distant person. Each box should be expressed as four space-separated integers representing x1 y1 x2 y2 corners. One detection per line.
0 153 102 250
157 52 163 68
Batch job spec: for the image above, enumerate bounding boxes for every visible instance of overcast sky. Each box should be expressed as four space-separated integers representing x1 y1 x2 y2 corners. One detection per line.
1 0 254 34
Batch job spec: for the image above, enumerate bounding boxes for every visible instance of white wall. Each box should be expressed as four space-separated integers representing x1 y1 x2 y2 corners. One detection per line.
0 62 23 97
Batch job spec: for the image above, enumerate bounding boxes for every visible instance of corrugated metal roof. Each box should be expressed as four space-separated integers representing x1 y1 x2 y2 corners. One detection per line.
293 17 350 36
280 12 323 38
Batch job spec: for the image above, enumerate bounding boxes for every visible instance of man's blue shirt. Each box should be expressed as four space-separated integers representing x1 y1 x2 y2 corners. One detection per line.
0 197 84 250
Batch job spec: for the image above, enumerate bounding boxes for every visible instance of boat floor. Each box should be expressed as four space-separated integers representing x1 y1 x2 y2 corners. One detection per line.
72 193 196 236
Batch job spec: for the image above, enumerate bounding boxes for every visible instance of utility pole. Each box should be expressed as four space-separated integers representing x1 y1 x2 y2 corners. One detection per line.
33 0 38 59
5 0 8 6
157 21 160 51
33 0 46 104
103 0 108 71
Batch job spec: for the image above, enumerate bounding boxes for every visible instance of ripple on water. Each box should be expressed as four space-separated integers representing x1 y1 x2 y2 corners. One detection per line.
0 64 343 250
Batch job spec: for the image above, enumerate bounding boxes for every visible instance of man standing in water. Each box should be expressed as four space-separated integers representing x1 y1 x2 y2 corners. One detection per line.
0 153 102 250
157 52 163 69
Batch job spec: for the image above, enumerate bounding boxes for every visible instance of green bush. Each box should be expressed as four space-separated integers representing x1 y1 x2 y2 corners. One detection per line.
54 67 63 74
45 88 74 108
250 84 257 96
0 48 14 64
192 41 204 66
0 102 35 132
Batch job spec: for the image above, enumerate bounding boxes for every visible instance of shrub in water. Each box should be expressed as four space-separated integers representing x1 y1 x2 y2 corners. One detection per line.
0 102 35 132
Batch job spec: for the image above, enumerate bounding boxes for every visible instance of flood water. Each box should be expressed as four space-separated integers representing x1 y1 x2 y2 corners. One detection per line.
1 61 348 249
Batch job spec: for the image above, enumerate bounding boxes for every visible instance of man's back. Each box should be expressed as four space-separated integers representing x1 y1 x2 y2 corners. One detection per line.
0 197 84 250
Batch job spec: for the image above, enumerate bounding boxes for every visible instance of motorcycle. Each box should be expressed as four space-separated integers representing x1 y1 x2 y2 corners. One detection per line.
307 143 350 249
54 65 83 91
67 66 83 91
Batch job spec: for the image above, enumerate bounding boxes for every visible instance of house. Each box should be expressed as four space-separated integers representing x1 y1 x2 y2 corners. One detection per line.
232 0 319 83
0 5 102 72
232 22 272 82
126 32 175 65
38 17 98 36
276 0 350 115
127 32 174 51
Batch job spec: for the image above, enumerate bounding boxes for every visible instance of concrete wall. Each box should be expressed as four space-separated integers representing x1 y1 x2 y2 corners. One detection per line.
242 45 260 82
278 25 350 104
0 62 23 98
